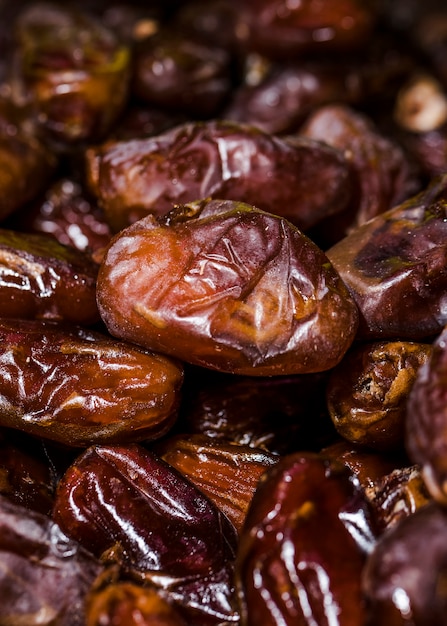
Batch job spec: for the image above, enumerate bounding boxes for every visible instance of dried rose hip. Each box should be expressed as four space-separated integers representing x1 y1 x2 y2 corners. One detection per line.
327 174 447 340
406 325 447 504
86 119 352 232
0 228 101 325
362 502 447 625
53 444 239 624
326 340 432 451
0 318 183 447
157 434 278 533
0 493 103 626
235 452 377 625
96 198 359 376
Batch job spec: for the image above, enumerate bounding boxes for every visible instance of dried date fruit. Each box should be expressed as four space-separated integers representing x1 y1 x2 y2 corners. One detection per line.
132 29 232 117
86 119 352 232
0 493 103 626
301 104 418 232
327 174 447 340
0 228 101 324
0 318 183 447
7 178 113 258
223 60 364 135
157 434 278 532
362 502 447 625
179 366 334 453
0 429 56 515
321 439 403 491
53 444 239 624
12 2 131 146
96 198 359 376
86 582 187 626
366 464 432 532
236 452 377 625
326 341 432 451
0 121 55 221
406 325 447 505
238 0 376 60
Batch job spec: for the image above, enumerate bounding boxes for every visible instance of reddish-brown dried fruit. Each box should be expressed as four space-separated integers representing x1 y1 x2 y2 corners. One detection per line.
97 198 359 376
0 318 183 447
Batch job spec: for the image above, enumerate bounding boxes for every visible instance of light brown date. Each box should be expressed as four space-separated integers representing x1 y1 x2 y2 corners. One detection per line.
97 198 359 376
0 318 183 447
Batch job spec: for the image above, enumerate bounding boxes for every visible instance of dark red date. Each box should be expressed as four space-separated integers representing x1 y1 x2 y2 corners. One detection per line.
236 452 377 625
327 175 447 340
362 503 447 625
53 444 239 624
0 228 101 324
0 493 103 626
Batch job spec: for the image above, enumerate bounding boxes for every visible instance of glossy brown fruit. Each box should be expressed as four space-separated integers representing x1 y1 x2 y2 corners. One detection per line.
158 434 278 532
327 175 447 340
326 340 432 451
0 228 101 324
236 452 377 625
0 493 103 626
97 198 359 376
53 444 239 624
0 318 183 447
86 119 352 232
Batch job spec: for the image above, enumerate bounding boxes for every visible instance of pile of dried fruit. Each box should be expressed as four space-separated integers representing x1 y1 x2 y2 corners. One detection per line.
1 0 447 623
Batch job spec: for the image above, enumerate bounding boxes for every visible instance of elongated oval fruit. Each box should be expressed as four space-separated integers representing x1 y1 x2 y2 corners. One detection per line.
0 318 183 447
97 199 359 376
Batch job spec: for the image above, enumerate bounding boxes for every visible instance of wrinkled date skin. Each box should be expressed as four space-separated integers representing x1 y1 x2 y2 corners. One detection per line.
327 174 447 340
362 503 447 625
86 119 352 232
53 444 239 624
13 2 131 145
0 228 101 325
406 325 447 505
97 199 359 376
365 465 432 533
179 367 334 454
0 493 103 626
86 582 187 626
157 434 278 533
235 452 377 626
326 341 432 451
238 0 376 60
0 318 183 447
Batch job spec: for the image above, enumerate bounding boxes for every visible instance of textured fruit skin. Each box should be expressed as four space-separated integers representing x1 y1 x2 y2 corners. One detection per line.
86 120 352 232
0 318 183 447
235 452 377 626
97 198 359 376
53 444 239 624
